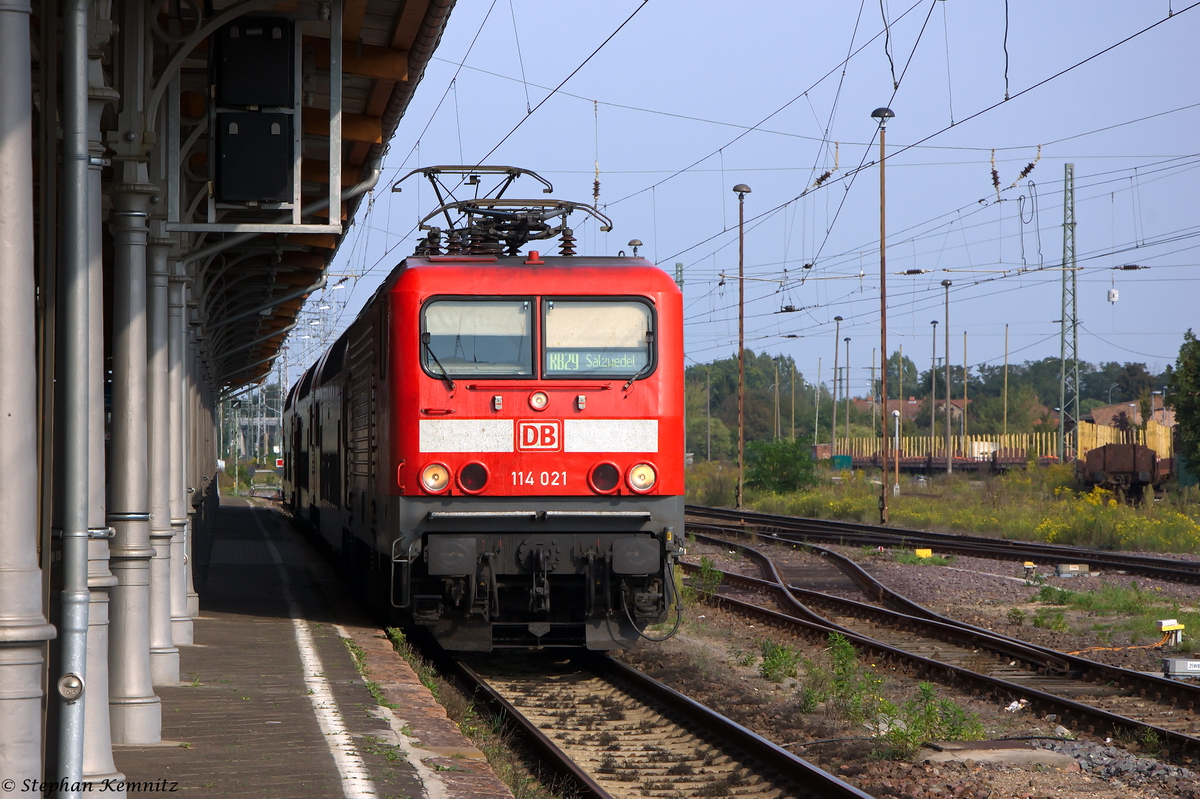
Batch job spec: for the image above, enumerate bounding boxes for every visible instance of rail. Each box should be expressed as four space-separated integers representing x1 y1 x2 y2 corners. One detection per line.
686 505 1200 584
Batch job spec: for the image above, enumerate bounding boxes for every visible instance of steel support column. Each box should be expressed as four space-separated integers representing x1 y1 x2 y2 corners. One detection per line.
185 323 202 615
147 234 180 683
107 175 162 742
168 273 193 641
83 38 124 789
0 0 57 779
50 0 93 788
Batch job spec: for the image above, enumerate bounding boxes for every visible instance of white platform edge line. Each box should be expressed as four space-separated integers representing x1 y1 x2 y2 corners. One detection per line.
255 513 378 799
332 624 451 799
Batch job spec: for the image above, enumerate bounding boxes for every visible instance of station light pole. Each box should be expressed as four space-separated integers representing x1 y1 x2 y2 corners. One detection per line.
942 279 952 473
930 320 938 445
831 316 842 459
844 337 852 449
872 105 894 523
892 409 901 492
734 183 750 508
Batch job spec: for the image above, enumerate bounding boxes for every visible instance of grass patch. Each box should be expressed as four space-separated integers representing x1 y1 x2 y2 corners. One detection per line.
878 682 987 759
342 637 399 710
1034 585 1074 605
681 556 723 607
758 640 801 682
796 633 984 757
892 552 955 566
694 556 723 597
690 463 1200 554
1030 580 1199 648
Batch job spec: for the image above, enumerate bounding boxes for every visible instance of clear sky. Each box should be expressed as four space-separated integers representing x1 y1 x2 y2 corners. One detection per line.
287 0 1199 402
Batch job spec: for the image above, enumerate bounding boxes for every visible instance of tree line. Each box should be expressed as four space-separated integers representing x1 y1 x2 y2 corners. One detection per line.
685 349 1174 462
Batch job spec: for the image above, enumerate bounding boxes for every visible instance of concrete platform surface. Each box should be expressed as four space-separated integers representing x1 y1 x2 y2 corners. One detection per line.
115 498 513 798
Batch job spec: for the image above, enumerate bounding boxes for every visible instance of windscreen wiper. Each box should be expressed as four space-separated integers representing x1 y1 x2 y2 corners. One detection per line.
421 333 456 390
622 360 652 391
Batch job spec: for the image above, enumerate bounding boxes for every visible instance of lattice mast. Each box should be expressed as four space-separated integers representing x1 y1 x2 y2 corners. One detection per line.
1058 163 1079 463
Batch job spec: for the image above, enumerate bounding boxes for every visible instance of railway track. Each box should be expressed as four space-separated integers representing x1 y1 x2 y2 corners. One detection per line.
439 651 874 799
686 504 1200 585
681 528 1200 760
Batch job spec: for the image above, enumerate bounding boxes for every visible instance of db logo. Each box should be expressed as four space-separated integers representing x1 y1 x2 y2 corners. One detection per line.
517 420 561 451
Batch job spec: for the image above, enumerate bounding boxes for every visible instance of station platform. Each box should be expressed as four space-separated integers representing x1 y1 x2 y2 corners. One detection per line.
115 498 512 798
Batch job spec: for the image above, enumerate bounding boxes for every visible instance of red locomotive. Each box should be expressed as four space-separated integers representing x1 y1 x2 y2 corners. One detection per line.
283 167 684 650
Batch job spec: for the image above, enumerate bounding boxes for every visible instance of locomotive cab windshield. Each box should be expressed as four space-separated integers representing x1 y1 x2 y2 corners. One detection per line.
544 298 654 378
422 298 533 377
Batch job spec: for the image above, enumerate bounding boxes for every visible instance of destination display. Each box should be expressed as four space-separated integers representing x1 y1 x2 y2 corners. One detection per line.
545 348 649 376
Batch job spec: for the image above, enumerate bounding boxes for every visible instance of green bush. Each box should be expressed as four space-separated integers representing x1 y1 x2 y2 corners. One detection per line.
685 461 736 506
745 438 818 493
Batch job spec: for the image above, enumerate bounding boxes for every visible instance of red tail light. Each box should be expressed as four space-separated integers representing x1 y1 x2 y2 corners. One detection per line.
588 462 621 494
457 462 489 494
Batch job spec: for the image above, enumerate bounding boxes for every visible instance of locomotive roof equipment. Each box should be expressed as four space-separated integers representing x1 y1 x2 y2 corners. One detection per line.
393 165 613 256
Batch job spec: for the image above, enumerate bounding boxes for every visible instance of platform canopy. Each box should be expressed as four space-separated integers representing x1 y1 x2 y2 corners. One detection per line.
31 0 456 394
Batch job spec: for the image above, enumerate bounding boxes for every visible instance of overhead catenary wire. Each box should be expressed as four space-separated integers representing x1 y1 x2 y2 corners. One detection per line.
655 4 1200 282
607 0 927 209
507 0 532 114
289 1 659 356
941 0 954 125
428 54 1200 155
662 147 1200 297
307 5 1190 376
465 0 653 169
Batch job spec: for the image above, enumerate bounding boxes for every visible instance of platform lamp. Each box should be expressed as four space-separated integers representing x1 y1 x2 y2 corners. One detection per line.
872 105 894 523
734 183 751 509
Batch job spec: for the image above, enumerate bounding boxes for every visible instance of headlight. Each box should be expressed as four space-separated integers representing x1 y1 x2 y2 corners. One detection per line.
528 391 549 410
457 462 489 494
420 463 451 493
588 462 621 494
626 462 657 493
